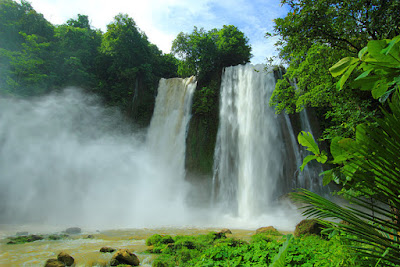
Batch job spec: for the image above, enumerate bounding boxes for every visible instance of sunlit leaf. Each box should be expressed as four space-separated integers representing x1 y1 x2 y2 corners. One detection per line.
329 57 359 77
298 131 320 155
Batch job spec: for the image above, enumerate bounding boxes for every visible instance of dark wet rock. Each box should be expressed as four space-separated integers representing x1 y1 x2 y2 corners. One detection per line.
110 249 140 266
16 231 29 236
100 246 116 253
65 227 81 234
294 219 325 237
86 235 94 239
45 259 66 267
57 252 74 266
220 228 232 234
7 234 44 244
256 226 280 235
48 234 69 240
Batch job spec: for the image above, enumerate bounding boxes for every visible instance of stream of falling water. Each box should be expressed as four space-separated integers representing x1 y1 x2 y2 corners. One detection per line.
213 64 285 219
0 76 196 229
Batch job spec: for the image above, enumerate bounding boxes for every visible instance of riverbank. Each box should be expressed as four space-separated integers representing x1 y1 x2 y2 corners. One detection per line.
0 226 268 266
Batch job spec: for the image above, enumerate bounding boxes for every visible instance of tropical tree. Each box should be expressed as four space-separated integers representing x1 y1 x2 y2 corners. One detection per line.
270 0 400 140
98 13 178 123
171 25 251 80
293 35 400 266
52 14 102 89
0 0 55 95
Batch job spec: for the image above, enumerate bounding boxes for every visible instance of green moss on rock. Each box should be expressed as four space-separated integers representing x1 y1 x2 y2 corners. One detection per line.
294 219 325 237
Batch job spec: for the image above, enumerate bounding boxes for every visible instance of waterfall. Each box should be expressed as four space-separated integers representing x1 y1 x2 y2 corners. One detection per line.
0 77 196 228
212 64 284 219
212 64 328 223
147 76 197 188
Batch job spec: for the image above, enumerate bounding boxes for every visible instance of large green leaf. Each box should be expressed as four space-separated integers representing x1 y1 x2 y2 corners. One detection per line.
300 154 318 171
298 131 320 155
358 46 368 60
329 57 359 77
330 137 354 163
270 234 293 267
321 169 334 186
381 35 400 56
371 80 389 99
336 61 359 90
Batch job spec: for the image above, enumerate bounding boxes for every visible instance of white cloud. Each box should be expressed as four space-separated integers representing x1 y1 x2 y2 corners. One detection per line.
27 0 289 63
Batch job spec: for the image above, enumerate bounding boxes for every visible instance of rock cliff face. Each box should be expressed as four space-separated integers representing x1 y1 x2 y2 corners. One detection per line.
184 70 221 176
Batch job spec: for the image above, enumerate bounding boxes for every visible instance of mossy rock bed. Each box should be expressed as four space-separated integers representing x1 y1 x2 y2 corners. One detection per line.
6 233 70 244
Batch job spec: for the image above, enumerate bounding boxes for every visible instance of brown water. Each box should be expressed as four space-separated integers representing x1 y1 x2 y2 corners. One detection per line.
0 225 262 266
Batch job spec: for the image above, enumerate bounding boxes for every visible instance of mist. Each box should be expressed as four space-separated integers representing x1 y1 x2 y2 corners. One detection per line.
0 87 302 230
0 88 189 228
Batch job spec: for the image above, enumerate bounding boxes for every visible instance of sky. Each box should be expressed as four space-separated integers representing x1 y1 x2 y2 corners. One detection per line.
26 0 290 64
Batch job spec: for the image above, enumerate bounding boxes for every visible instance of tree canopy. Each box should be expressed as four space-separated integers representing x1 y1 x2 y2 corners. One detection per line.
0 1 178 124
270 0 400 140
171 25 252 81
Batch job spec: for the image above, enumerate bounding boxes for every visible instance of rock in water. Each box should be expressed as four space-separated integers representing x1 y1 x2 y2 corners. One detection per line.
110 249 140 266
57 252 74 266
65 227 81 234
45 259 66 267
100 247 116 253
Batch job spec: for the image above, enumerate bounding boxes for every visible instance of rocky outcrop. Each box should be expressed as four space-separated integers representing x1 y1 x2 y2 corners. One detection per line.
294 219 325 237
219 228 232 234
256 226 280 235
100 247 116 253
110 249 140 266
57 252 74 266
44 259 65 267
7 234 44 244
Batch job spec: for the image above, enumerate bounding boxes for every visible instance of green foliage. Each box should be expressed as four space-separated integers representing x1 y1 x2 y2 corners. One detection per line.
269 0 398 140
192 86 216 114
329 35 400 101
171 25 251 81
301 35 400 192
270 234 292 267
146 231 364 266
297 131 327 170
0 2 179 124
7 234 44 244
146 234 163 246
295 34 400 266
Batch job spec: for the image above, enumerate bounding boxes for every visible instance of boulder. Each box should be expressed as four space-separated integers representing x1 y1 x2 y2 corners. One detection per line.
57 252 74 266
219 228 232 234
86 235 94 239
110 249 140 266
256 226 280 235
100 247 116 253
294 219 325 237
65 227 81 234
45 259 66 267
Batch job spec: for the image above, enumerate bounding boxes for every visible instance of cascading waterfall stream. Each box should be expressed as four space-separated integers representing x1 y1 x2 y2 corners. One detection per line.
213 64 284 219
147 76 197 200
0 76 196 228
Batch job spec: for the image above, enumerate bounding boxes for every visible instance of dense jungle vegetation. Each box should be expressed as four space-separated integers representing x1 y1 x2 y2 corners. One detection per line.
272 0 400 266
2 0 400 265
